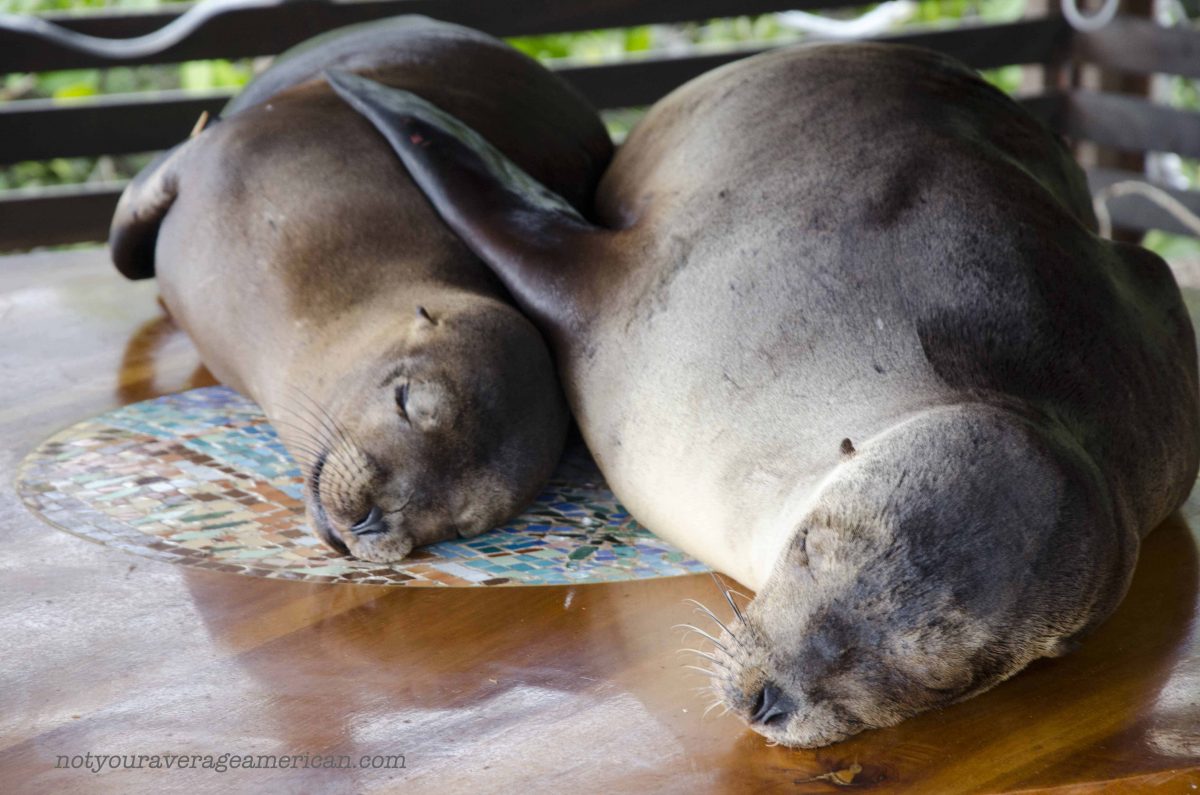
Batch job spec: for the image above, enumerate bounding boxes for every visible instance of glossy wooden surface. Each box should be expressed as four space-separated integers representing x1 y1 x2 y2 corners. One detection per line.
1 248 1198 794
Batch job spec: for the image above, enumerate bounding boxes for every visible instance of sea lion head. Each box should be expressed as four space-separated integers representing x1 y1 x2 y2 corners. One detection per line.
703 404 1133 747
279 292 568 563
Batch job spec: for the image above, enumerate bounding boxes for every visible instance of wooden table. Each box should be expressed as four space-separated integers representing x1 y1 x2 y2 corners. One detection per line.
1 248 1198 794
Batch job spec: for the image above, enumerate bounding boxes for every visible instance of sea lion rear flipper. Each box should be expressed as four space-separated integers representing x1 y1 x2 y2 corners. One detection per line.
109 142 191 280
325 70 609 335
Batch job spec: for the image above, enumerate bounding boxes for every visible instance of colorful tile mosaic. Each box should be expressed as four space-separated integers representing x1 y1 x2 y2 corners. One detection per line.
17 387 710 587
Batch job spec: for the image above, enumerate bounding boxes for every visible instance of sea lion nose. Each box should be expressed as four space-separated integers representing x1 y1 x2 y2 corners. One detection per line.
749 681 792 727
350 505 387 536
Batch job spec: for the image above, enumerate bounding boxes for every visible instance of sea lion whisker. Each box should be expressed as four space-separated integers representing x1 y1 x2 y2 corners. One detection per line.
283 384 370 468
322 461 375 503
267 420 328 452
275 389 341 441
267 426 324 456
691 610 734 643
268 415 334 450
684 601 751 653
287 447 326 468
279 419 371 488
280 382 337 422
304 453 355 495
704 586 754 651
284 447 327 474
684 598 734 635
271 439 328 474
269 416 342 468
682 664 722 679
276 389 364 469
272 431 323 455
676 647 722 664
709 571 746 623
726 587 753 605
672 623 729 652
276 400 367 480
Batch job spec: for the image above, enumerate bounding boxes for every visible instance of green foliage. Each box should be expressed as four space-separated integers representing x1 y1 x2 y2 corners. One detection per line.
914 0 1026 23
0 0 181 15
981 65 1023 94
506 16 794 64
36 68 101 99
179 59 254 91
0 152 153 190
508 28 656 63
0 157 91 189
1145 230 1200 262
1167 76 1200 112
600 107 647 141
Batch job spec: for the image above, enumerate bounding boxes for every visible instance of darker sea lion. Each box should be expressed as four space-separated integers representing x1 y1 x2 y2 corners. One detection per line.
109 17 612 562
328 41 1199 745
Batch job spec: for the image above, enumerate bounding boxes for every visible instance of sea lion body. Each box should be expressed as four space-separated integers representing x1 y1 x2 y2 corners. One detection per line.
576 44 1197 586
330 41 1199 746
110 17 612 561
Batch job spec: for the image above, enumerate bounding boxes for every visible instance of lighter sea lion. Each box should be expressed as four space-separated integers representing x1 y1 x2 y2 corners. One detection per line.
328 41 1200 745
109 17 612 562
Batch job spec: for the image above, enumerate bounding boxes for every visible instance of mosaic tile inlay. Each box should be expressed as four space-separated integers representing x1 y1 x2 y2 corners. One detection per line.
17 387 710 587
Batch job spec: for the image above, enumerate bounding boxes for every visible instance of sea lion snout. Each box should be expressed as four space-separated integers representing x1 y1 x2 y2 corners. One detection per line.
704 404 1133 746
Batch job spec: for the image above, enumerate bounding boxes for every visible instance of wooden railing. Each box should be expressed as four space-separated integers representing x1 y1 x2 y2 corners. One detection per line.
1 1 1198 251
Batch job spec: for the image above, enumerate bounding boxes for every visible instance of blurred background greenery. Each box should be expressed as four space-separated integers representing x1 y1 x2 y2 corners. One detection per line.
1 0 1198 267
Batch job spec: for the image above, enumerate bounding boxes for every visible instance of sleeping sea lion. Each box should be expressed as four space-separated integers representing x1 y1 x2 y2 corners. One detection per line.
109 16 612 562
327 41 1199 745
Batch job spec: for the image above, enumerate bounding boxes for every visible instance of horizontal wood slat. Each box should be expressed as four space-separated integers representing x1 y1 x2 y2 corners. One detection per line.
0 0 862 73
0 183 122 252
0 18 1069 166
1062 91 1200 160
1087 168 1200 238
1074 17 1200 80
0 91 227 165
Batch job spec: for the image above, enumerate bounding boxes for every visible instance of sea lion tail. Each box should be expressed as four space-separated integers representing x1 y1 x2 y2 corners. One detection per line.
325 70 611 336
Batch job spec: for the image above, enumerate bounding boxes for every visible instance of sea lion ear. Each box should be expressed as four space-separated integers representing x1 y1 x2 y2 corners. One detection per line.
109 141 194 280
325 70 608 333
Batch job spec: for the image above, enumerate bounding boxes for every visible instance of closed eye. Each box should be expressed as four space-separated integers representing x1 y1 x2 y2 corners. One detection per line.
395 382 410 423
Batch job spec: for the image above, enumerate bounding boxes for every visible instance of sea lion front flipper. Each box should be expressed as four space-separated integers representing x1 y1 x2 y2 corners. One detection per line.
325 70 612 337
109 141 193 280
